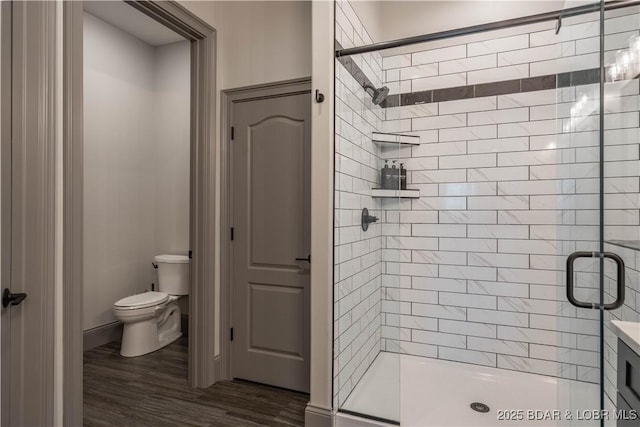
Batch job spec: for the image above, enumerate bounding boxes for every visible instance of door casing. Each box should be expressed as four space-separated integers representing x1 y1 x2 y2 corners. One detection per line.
220 78 312 381
61 1 218 425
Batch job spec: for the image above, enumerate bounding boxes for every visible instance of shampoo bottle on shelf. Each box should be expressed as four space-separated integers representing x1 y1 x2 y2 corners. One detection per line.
388 161 400 189
381 160 391 189
400 163 407 190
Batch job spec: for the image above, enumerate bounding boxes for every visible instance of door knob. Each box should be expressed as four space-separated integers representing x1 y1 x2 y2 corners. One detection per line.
3 289 27 308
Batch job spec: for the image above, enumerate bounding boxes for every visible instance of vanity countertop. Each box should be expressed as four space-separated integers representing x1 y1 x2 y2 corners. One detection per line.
610 320 640 355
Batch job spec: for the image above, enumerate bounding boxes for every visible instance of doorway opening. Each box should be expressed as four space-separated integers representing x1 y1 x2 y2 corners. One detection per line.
81 0 191 355
61 1 217 425
80 1 192 422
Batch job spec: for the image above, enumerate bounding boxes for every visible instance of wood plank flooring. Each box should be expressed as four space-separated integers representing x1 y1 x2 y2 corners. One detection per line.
84 338 309 426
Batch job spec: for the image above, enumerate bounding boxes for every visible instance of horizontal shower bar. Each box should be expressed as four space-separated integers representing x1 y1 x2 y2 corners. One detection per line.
335 0 640 57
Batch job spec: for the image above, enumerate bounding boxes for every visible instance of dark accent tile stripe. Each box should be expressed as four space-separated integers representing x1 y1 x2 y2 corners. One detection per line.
521 75 556 92
401 91 432 106
474 79 521 98
570 68 600 86
433 85 474 102
557 72 571 88
384 68 599 106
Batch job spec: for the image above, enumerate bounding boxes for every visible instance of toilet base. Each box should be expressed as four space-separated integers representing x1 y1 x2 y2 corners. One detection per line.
118 300 182 357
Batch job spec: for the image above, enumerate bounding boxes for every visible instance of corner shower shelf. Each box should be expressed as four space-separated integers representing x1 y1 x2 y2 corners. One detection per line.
372 131 420 148
371 189 420 199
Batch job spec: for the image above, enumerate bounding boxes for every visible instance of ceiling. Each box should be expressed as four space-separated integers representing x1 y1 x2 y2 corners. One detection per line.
83 1 185 46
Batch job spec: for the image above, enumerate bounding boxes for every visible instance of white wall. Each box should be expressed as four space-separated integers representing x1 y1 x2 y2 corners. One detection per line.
350 0 383 43
83 13 190 331
381 1 569 42
350 1 602 47
353 1 591 45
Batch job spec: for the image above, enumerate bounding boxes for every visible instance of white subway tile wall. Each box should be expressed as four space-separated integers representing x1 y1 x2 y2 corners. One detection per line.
334 0 386 408
375 7 640 387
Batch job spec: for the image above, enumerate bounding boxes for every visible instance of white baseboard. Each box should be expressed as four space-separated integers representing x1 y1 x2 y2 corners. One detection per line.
305 403 333 427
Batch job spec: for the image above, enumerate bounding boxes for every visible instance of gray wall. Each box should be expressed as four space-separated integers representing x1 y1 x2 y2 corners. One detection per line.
83 12 190 331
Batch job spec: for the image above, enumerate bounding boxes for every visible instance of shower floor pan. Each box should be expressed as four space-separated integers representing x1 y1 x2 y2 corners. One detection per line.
337 352 605 427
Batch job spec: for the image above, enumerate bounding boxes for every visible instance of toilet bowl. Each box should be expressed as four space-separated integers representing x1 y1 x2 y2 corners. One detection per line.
113 292 182 357
113 254 190 357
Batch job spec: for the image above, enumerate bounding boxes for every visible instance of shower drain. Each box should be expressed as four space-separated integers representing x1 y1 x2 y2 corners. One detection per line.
470 402 490 413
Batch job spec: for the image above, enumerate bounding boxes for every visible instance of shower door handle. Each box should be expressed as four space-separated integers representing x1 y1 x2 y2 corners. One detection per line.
566 251 625 310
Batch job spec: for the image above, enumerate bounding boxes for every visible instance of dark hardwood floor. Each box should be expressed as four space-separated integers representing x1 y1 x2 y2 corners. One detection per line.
84 338 309 427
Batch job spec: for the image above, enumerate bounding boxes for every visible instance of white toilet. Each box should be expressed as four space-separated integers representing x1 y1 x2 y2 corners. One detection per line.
113 254 190 357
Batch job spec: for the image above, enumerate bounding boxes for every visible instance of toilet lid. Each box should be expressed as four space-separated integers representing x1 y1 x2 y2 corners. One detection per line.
154 254 190 264
114 291 169 309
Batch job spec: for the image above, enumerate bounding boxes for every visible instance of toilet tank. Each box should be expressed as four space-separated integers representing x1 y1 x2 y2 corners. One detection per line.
154 254 190 295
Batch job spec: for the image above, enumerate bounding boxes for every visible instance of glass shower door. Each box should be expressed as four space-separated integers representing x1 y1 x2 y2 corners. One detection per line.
562 1 638 426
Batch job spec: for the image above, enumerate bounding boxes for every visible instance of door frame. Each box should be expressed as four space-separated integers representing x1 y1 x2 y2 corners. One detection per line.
219 78 312 381
62 1 218 425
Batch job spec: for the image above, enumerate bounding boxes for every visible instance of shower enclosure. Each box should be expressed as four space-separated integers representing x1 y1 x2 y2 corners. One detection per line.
333 0 640 425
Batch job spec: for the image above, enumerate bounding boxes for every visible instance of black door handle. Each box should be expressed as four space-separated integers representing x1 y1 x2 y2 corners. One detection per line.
566 251 625 310
3 289 27 308
295 254 311 264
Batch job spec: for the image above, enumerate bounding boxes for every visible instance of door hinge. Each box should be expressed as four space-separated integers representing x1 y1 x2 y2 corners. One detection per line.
231 126 235 140
230 328 234 341
188 250 192 259
230 227 234 241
